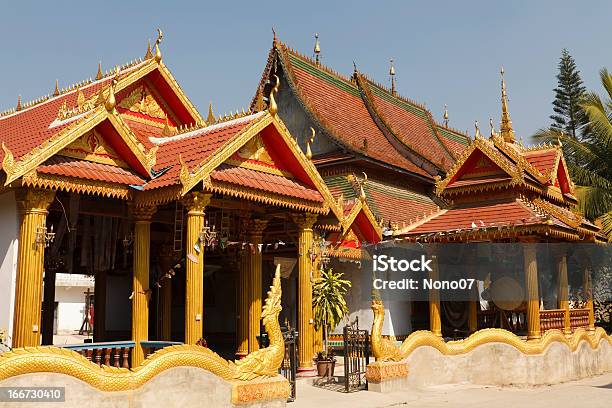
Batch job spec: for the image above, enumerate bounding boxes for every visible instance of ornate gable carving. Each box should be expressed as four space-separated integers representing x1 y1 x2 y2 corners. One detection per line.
118 85 166 119
225 133 293 178
60 129 127 167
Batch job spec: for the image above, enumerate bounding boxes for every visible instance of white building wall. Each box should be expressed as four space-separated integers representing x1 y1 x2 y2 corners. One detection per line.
0 191 19 347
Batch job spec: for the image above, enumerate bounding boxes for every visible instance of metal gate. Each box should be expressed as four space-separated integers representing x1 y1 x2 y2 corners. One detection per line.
343 318 369 392
279 328 297 402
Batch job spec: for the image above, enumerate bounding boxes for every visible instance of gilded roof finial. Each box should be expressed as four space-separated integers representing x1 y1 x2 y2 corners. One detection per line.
96 61 103 80
269 75 280 116
53 79 60 97
207 102 215 125
359 172 368 202
306 127 315 160
389 58 396 96
154 28 163 63
489 117 497 138
272 27 277 45
314 33 321 65
16 95 22 111
105 67 119 112
500 66 516 143
443 104 449 127
474 120 481 139
145 39 153 59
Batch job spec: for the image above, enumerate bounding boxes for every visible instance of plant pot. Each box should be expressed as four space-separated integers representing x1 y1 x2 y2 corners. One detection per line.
316 358 336 378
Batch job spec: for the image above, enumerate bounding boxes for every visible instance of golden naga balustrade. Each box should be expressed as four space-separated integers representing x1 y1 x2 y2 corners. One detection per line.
370 299 612 362
0 265 289 402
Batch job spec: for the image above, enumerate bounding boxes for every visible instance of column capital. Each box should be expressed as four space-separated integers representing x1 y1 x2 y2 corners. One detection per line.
131 204 157 222
15 188 55 213
247 218 268 239
183 192 211 214
291 213 318 230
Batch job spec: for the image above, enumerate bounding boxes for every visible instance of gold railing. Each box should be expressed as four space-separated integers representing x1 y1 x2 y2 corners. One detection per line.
539 309 565 332
570 308 590 330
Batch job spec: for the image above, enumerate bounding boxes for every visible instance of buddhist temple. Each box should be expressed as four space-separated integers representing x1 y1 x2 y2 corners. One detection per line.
0 32 609 403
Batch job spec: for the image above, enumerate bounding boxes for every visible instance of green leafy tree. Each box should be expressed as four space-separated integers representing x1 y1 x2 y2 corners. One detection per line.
550 49 588 138
535 68 612 239
312 268 351 356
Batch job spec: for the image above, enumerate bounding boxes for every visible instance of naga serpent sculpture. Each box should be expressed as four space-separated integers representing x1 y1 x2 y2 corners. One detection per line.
0 265 287 391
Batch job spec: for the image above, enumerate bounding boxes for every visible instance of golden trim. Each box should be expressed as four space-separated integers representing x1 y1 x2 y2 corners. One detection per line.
157 62 204 125
341 199 383 238
21 171 132 200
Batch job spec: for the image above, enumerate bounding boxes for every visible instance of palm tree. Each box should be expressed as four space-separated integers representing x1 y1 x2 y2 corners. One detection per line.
312 268 351 356
534 68 612 239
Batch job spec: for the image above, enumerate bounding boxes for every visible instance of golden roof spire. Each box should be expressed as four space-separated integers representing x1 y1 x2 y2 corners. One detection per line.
154 28 163 63
489 117 497 138
207 102 215 124
16 95 22 111
53 79 60 97
145 39 153 59
389 58 396 95
96 61 103 80
474 120 481 139
500 66 516 143
314 33 321 65
443 104 449 127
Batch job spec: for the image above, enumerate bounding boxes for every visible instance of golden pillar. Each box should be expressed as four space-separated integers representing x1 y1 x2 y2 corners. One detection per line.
12 189 56 348
236 245 250 358
583 264 595 332
524 245 541 340
312 254 323 355
247 219 268 353
556 252 571 335
183 192 211 345
158 244 174 340
428 251 442 337
131 205 156 366
292 213 318 374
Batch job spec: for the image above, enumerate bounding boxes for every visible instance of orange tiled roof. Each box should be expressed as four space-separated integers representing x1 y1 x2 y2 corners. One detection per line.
37 155 145 185
523 148 558 179
277 46 432 178
210 164 323 202
144 115 258 190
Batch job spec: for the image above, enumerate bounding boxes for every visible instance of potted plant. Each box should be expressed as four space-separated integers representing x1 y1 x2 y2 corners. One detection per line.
312 268 351 378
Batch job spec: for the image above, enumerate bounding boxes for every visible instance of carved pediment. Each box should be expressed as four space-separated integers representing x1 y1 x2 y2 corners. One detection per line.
60 130 127 167
118 85 166 120
225 133 293 178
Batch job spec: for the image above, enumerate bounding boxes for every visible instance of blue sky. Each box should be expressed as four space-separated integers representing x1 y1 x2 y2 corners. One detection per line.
1 1 610 142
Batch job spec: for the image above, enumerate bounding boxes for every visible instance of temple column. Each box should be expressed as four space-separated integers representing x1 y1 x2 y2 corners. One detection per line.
292 213 318 375
556 252 571 335
583 263 595 332
428 251 442 337
247 219 268 353
312 254 323 355
236 246 250 358
183 192 211 345
12 188 55 348
523 245 541 340
131 205 156 366
158 244 174 340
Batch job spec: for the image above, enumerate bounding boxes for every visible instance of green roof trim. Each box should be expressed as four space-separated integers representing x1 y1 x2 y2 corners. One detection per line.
289 54 360 97
323 175 359 199
370 84 429 120
437 126 469 145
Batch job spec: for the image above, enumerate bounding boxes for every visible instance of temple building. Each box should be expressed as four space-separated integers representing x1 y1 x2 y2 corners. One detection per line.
0 32 606 385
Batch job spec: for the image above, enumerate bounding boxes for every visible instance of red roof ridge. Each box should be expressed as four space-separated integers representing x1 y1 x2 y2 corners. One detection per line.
277 41 356 85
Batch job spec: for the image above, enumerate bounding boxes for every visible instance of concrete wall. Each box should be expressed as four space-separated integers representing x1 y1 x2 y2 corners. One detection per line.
0 191 19 347
406 339 612 387
0 368 286 408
